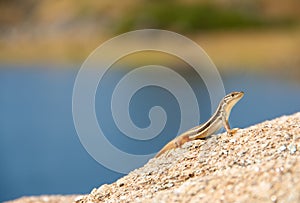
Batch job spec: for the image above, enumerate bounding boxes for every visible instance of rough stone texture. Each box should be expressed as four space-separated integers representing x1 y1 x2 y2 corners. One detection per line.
8 113 300 203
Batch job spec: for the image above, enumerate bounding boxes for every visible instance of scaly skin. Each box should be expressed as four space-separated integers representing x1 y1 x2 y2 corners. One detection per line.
155 91 244 158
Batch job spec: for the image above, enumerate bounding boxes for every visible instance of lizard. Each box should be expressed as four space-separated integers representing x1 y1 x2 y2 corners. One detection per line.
155 91 244 157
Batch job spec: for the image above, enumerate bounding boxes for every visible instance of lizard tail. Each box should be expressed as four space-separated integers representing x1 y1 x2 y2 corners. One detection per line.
155 140 177 158
155 135 190 158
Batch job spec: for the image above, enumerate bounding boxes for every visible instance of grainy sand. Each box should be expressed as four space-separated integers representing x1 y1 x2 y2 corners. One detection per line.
7 112 300 203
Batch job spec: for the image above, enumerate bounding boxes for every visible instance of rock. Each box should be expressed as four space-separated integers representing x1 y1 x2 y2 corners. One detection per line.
7 112 300 203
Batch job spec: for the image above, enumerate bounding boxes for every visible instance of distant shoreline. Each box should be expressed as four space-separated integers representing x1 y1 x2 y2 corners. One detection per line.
1 28 300 70
1 29 300 83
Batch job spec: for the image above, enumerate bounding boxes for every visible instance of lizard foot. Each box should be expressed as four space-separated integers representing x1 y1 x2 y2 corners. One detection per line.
227 128 240 135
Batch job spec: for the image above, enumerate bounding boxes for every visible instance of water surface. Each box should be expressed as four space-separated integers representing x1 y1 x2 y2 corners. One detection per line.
0 65 299 201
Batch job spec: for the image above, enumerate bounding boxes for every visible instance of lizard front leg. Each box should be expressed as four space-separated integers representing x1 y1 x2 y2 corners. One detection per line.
223 116 238 135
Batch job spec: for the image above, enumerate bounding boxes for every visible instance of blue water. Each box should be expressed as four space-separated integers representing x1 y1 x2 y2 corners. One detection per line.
0 64 299 202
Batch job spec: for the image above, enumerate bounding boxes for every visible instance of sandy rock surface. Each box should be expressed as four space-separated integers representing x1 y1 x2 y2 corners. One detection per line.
8 112 300 203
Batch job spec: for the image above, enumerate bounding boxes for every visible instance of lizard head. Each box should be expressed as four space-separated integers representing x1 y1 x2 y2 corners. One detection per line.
225 91 244 101
223 91 244 114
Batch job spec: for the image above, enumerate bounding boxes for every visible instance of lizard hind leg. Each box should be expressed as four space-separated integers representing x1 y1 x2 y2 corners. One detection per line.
175 134 191 148
155 139 178 158
155 135 191 158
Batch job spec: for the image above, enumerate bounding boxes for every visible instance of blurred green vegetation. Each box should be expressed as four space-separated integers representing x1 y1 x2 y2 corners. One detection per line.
0 0 299 74
116 1 297 34
1 0 299 34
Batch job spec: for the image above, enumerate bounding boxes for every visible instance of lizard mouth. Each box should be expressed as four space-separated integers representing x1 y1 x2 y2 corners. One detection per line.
229 91 244 100
237 91 244 99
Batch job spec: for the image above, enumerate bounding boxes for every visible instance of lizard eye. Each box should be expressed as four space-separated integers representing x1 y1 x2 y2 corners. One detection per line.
231 93 235 97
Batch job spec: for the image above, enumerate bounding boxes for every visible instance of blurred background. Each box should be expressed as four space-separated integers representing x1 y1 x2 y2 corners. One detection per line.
1 0 300 201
